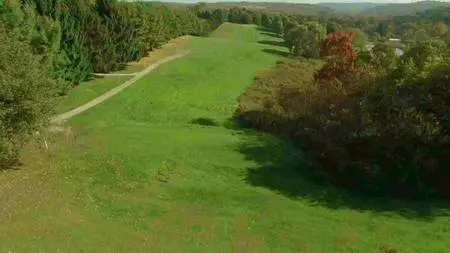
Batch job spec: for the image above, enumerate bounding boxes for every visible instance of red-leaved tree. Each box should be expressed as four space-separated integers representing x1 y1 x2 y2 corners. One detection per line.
315 31 362 83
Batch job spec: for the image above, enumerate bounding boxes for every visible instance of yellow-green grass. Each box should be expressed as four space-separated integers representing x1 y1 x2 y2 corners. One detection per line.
1 23 449 253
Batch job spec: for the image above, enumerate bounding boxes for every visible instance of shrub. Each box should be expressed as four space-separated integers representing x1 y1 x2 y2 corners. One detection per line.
236 58 323 136
0 26 56 168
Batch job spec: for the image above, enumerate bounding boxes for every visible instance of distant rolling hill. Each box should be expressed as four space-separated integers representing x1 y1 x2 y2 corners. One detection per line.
362 1 450 16
138 1 333 15
136 1 450 17
317 2 383 14
202 2 333 15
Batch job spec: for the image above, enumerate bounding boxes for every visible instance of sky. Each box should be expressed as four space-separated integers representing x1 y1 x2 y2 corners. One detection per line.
152 0 450 3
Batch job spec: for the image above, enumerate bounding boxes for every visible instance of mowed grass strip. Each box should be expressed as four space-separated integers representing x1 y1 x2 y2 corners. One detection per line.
55 75 131 114
1 23 449 253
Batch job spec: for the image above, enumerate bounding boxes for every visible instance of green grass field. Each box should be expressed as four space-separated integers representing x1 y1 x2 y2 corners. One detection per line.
55 76 131 114
54 36 191 115
1 23 449 253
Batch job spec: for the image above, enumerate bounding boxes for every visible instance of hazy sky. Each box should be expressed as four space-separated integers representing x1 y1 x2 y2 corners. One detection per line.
155 0 450 3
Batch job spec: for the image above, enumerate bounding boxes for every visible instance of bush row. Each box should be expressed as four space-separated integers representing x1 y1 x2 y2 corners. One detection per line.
236 33 450 198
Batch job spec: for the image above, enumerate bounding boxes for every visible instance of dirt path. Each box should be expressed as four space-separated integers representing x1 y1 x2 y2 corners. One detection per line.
51 52 189 123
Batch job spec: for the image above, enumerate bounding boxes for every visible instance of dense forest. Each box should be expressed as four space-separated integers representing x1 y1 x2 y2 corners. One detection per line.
2 0 450 199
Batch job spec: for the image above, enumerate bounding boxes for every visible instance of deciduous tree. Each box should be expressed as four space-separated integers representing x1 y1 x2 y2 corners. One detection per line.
434 22 449 37
0 26 56 167
315 31 361 82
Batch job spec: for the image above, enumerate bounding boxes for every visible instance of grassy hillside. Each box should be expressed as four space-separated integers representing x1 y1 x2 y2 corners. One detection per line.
1 23 449 252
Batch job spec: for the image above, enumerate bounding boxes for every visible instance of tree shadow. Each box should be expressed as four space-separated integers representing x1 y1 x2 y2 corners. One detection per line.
0 157 23 172
117 63 128 72
190 117 219 127
258 40 287 47
226 116 450 221
83 75 97 82
256 27 275 33
262 48 290 57
222 117 253 130
260 32 281 39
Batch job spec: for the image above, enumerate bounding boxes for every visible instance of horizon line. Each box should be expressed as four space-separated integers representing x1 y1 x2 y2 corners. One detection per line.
135 0 450 4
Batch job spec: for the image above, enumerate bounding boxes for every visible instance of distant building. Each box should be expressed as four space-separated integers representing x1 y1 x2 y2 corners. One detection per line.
363 42 404 56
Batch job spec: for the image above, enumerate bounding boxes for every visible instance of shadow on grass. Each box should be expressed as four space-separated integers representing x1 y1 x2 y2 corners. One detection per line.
190 117 220 127
80 75 104 84
256 27 275 33
0 160 21 172
225 116 450 221
258 40 287 47
260 32 281 39
262 48 290 57
0 147 24 172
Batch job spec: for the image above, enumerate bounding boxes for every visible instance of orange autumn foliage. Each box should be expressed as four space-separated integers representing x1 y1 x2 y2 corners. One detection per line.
315 31 363 83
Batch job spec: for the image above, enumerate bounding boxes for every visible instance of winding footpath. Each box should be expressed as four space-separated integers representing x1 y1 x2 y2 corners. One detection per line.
51 52 189 123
